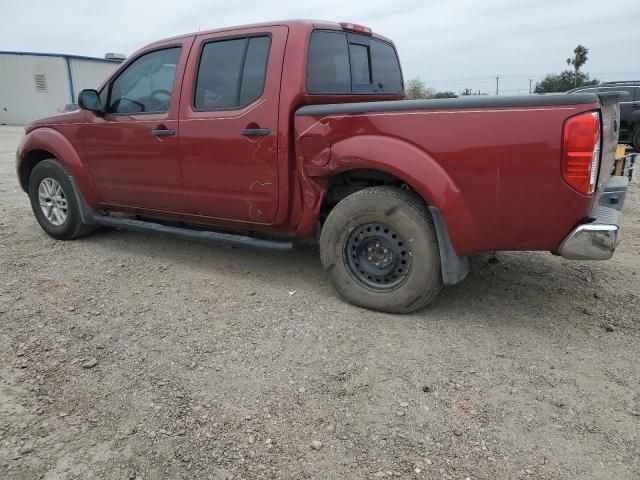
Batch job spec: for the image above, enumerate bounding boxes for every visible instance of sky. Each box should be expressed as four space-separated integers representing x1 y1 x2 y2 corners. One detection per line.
1 0 639 95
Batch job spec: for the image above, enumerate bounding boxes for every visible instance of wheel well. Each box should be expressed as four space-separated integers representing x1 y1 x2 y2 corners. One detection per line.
320 169 417 222
19 149 54 192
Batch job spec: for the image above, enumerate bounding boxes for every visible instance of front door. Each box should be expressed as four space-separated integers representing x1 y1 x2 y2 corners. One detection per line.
178 26 287 224
83 40 193 212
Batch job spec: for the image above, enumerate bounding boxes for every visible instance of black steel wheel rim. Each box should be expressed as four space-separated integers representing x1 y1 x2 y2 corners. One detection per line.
343 222 413 292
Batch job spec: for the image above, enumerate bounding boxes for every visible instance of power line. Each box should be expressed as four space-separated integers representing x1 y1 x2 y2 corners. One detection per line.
420 71 640 85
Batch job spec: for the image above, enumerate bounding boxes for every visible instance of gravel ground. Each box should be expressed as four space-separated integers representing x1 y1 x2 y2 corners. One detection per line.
0 125 639 480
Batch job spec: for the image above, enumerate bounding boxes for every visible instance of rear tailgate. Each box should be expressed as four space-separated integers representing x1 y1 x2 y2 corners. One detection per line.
595 92 624 199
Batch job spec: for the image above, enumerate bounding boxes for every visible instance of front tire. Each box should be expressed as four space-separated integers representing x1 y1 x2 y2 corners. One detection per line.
319 186 442 313
28 159 93 240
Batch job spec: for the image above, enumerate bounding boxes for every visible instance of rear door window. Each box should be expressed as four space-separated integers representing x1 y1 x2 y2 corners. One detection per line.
194 35 271 110
306 30 403 94
239 37 271 106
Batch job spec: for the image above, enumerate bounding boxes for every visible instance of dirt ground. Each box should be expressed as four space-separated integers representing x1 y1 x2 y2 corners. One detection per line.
0 125 638 480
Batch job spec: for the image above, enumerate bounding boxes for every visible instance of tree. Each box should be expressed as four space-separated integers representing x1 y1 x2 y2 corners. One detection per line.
567 45 589 81
534 71 598 93
405 77 432 99
460 88 473 96
565 44 590 88
404 77 458 99
432 91 458 98
534 44 598 93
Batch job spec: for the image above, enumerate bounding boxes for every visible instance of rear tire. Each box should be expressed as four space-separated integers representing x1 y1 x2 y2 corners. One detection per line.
319 186 442 313
28 159 93 240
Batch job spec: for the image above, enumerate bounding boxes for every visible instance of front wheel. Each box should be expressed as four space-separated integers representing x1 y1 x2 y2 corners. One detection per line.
319 186 442 313
28 159 93 240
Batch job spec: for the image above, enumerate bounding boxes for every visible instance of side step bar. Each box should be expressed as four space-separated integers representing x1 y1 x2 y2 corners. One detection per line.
91 215 294 252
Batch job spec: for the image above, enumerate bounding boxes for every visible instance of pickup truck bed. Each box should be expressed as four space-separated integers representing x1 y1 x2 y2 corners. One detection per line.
295 93 621 256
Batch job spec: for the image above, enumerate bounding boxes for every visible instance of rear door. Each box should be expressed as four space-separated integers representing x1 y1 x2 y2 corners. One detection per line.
178 26 287 224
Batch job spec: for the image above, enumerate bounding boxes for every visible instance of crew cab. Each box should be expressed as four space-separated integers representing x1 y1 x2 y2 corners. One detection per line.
16 20 628 313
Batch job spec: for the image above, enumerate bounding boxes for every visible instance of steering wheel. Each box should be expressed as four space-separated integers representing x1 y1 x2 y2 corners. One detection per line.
111 97 146 113
149 89 172 103
147 89 172 112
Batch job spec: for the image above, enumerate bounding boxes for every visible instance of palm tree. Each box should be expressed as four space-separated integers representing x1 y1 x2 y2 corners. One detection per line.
567 45 589 87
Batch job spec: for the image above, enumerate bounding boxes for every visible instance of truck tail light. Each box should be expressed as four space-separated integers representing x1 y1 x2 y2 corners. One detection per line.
340 22 372 35
562 111 601 195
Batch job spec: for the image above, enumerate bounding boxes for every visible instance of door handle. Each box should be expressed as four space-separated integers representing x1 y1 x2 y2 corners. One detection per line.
240 128 271 136
152 129 175 137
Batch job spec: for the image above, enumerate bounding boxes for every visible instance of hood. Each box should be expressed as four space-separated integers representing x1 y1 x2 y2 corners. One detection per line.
25 109 85 134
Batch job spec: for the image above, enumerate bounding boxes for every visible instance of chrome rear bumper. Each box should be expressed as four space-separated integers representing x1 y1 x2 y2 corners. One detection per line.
559 174 628 261
559 222 619 260
559 200 624 261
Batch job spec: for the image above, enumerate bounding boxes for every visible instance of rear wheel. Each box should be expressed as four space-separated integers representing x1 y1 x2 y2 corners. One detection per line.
319 186 442 313
28 159 93 240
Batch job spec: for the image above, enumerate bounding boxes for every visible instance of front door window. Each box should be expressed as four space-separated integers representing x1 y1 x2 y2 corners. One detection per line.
108 47 181 114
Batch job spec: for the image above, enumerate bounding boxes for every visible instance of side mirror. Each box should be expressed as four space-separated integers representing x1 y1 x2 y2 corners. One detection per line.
78 89 103 114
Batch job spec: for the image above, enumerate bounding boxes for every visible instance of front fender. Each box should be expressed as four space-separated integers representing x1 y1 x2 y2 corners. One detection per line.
18 127 101 207
304 134 479 255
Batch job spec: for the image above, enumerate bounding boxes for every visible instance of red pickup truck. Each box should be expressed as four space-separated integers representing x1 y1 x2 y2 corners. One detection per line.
16 20 628 313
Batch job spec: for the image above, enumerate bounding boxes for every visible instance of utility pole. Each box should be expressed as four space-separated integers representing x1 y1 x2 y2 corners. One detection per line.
495 75 499 95
529 79 532 94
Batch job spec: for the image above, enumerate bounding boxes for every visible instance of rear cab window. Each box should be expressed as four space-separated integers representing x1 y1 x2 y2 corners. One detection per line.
306 30 403 95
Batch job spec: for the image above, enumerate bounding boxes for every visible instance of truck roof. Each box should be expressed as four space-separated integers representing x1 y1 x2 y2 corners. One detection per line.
147 19 393 47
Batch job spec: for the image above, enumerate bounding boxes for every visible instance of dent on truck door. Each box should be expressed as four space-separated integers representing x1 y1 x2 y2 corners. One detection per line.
178 26 287 224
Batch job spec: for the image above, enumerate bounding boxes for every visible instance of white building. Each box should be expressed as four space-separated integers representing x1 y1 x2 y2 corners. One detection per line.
0 51 123 125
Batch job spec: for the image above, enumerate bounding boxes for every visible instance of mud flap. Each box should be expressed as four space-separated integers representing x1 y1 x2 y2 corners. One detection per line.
428 206 469 285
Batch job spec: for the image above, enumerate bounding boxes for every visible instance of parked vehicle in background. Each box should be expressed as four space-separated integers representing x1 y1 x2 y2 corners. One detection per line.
15 20 629 313
568 81 640 149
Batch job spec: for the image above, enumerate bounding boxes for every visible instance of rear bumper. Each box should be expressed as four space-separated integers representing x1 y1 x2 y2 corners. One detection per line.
558 204 623 261
598 175 629 210
559 173 629 261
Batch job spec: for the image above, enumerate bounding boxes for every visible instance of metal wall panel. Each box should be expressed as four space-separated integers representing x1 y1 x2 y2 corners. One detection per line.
0 54 70 125
0 54 119 125
69 58 119 98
